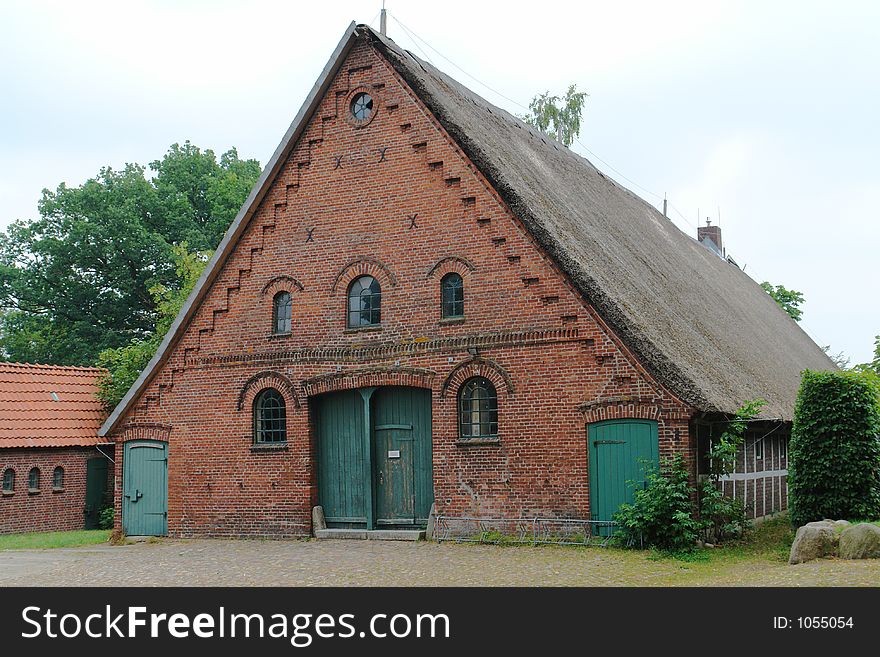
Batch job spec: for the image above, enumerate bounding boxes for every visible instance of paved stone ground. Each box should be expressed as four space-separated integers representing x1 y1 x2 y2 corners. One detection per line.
1 538 878 586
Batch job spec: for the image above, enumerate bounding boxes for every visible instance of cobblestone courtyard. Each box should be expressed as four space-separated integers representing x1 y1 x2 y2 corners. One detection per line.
2 538 879 586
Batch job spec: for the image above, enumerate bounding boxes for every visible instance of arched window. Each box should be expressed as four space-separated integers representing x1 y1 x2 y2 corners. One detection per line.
53 466 64 489
347 276 381 327
28 467 40 491
458 377 498 440
254 388 287 444
2 468 13 493
273 291 292 334
441 273 464 318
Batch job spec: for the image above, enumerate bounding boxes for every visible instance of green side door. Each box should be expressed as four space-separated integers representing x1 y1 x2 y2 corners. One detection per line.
373 387 433 526
316 389 368 527
589 419 659 532
83 457 109 529
122 440 168 536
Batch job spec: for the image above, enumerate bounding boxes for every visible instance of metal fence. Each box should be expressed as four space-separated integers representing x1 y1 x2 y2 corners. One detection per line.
433 516 618 547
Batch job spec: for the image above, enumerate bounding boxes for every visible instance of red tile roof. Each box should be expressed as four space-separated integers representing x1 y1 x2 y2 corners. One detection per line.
0 363 107 448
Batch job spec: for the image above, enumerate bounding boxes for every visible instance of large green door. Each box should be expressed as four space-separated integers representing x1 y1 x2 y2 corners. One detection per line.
83 457 108 529
316 386 433 529
589 420 659 532
373 387 433 526
122 440 168 536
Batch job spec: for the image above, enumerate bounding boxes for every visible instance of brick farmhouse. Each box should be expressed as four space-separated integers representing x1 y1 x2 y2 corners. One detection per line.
99 24 834 538
1 363 112 534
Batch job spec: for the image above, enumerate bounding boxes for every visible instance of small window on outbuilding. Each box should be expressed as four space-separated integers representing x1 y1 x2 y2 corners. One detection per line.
28 467 40 491
53 466 64 489
441 273 464 319
2 468 13 494
347 276 381 328
254 388 287 444
754 436 764 460
458 377 498 441
273 291 292 334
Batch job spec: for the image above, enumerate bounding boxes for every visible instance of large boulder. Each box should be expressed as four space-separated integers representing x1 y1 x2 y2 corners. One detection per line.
839 523 880 560
789 521 840 564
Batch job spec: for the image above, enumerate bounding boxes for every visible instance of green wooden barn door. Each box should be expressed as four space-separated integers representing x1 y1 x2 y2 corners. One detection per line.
316 389 368 527
122 440 168 536
373 387 433 526
84 457 108 529
316 386 433 529
589 420 658 534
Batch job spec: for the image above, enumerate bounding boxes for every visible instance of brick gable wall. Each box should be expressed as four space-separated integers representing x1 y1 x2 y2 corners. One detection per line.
112 39 694 537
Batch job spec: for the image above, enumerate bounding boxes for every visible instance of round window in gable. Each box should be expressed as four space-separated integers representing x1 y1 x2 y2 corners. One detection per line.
350 92 374 122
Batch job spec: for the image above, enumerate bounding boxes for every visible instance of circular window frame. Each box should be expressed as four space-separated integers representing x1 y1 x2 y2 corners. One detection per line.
346 86 379 128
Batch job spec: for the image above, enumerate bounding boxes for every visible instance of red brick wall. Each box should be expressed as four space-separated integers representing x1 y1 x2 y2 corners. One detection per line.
112 37 694 537
0 447 112 535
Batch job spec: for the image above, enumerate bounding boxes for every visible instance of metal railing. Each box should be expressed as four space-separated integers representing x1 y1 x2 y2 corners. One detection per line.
433 516 618 547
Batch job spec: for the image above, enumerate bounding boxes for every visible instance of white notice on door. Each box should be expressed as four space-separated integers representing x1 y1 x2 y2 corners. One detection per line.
388 450 401 458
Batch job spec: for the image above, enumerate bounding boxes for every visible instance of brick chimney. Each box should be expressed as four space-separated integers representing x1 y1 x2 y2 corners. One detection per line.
697 219 723 254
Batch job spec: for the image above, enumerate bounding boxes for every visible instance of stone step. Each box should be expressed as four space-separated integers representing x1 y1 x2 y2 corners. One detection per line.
314 529 425 542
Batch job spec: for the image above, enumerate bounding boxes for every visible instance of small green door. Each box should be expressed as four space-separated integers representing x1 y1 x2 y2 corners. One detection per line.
589 419 659 533
84 457 108 529
122 440 168 536
373 387 433 526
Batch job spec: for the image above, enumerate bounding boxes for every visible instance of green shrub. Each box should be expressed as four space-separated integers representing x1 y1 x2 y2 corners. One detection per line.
789 369 880 527
98 506 114 530
699 399 764 542
614 455 701 550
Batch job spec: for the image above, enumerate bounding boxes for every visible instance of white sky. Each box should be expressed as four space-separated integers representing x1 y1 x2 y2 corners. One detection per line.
1 0 878 363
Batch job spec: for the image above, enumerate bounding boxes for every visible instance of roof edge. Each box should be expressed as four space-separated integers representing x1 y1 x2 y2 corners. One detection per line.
99 21 360 436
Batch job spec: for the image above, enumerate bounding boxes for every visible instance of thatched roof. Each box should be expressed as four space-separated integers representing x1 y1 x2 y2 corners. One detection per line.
365 26 834 419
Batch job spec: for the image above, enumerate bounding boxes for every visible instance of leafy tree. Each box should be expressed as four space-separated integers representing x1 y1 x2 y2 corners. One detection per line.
822 345 850 369
760 281 804 322
699 399 766 542
95 244 208 409
789 369 880 526
0 142 259 366
522 84 588 147
852 335 880 375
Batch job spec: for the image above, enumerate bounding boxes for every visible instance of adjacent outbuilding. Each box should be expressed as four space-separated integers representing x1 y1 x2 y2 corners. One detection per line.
0 362 112 534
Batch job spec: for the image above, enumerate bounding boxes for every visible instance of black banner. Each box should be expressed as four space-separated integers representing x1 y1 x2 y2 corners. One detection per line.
0 587 873 654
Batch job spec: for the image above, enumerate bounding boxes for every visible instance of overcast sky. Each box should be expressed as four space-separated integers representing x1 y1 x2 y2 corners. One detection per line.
1 0 877 363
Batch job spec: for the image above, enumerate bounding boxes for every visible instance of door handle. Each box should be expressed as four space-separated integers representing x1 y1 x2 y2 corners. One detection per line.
125 489 143 503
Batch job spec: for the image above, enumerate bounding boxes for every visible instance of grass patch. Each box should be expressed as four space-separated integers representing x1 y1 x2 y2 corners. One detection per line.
0 530 111 551
646 514 795 564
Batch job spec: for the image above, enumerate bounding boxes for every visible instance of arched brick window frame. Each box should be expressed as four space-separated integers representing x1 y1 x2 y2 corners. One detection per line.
330 257 398 295
260 276 304 336
440 357 513 400
425 256 476 281
237 371 300 411
427 257 475 321
441 359 512 445
261 275 304 297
